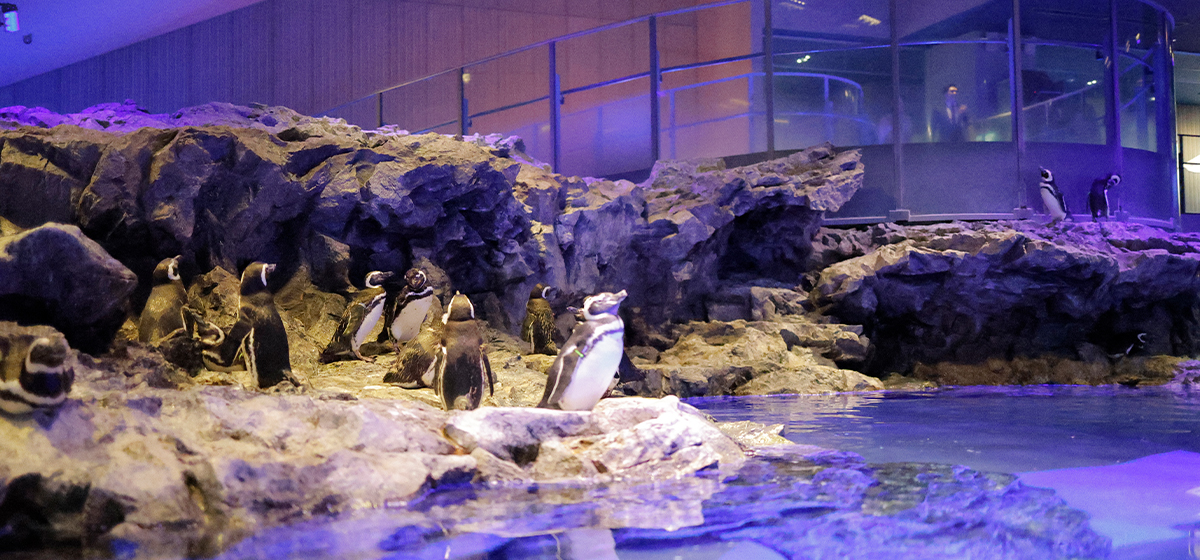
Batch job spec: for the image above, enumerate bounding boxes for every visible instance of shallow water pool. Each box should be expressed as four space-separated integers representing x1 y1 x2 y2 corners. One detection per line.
216 386 1200 560
691 385 1200 559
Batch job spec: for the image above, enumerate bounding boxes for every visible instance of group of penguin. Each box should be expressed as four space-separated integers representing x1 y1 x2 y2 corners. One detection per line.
1038 167 1122 225
137 256 630 412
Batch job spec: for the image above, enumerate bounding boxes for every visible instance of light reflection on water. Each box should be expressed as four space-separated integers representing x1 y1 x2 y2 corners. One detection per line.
689 385 1200 474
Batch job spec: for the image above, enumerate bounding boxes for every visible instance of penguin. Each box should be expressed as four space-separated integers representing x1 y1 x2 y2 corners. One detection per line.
0 326 74 415
319 270 395 363
539 290 628 411
1038 167 1069 225
1088 173 1121 222
199 262 298 389
1107 332 1147 360
380 268 435 347
521 283 558 356
432 293 494 411
138 256 190 344
382 303 444 389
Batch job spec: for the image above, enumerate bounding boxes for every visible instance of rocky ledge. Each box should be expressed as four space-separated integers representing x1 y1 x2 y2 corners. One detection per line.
1 338 1110 559
810 220 1200 384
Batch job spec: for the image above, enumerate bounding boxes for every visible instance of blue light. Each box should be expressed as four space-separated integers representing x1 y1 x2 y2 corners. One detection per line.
1 3 17 33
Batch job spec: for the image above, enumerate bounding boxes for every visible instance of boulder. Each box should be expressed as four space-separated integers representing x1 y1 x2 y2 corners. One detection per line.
811 221 1200 375
0 223 137 352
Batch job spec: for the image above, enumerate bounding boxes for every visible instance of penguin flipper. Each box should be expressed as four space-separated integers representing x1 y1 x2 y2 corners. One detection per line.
538 344 582 408
482 351 494 396
320 305 364 363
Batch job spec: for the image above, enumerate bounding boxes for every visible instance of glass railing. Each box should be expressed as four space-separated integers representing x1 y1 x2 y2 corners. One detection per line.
319 0 1177 227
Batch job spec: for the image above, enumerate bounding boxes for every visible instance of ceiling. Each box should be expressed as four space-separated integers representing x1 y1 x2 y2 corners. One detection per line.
1 0 1199 91
0 0 263 88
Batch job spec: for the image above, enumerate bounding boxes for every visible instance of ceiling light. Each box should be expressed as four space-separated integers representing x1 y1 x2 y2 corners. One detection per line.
1185 155 1200 174
1 4 18 33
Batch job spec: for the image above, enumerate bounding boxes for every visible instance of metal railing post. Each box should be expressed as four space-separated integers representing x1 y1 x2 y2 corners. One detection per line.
458 67 469 137
649 16 661 164
763 0 775 159
1010 0 1026 212
377 93 383 129
549 42 562 173
1105 0 1123 175
889 0 905 217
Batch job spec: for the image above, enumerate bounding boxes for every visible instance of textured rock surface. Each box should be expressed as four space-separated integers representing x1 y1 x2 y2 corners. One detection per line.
811 221 1200 376
0 102 863 341
620 319 880 398
0 223 137 352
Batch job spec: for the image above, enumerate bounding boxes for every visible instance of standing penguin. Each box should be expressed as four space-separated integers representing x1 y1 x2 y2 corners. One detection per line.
539 290 627 411
0 325 74 415
1088 173 1121 222
381 268 435 348
319 270 394 363
433 293 493 410
139 256 189 344
1038 167 1069 225
199 262 298 389
521 283 558 356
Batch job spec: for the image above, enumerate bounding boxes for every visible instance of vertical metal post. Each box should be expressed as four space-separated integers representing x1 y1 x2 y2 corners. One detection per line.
549 42 562 173
458 67 469 137
763 0 776 159
1009 0 1026 210
649 16 661 164
889 0 904 213
377 93 383 129
1105 0 1123 176
1156 11 1179 225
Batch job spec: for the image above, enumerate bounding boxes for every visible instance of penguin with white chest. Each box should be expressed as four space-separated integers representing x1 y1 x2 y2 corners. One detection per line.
138 256 189 344
380 268 435 348
521 283 558 356
1038 167 1069 225
433 293 493 410
0 324 74 415
319 270 394 363
539 290 627 411
199 262 299 389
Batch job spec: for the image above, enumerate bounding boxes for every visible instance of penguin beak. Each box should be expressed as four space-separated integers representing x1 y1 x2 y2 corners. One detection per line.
614 289 628 302
265 264 276 275
379 271 395 280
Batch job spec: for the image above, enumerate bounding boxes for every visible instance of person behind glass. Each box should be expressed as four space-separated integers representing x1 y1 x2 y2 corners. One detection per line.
932 84 970 142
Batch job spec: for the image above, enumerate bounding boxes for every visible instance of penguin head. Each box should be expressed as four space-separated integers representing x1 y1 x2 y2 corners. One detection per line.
530 283 556 301
152 256 182 284
24 336 68 374
240 262 276 295
405 268 428 291
582 290 628 320
1107 174 1122 189
443 293 475 323
193 318 225 348
364 270 394 289
1039 167 1053 182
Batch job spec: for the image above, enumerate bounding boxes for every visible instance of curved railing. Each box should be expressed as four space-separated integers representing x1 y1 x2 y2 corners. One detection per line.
320 0 1177 227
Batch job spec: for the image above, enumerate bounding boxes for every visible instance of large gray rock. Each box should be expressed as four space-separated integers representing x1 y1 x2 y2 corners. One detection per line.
811 221 1200 376
0 223 137 352
1 103 862 343
623 320 881 397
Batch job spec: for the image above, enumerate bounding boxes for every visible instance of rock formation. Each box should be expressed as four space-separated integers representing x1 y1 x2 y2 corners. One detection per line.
810 221 1200 379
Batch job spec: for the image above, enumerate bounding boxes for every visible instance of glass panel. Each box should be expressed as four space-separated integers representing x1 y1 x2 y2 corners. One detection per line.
470 100 552 166
1019 0 1109 145
770 0 891 148
1116 0 1160 151
560 78 652 178
661 60 757 160
463 46 550 137
896 0 1016 216
1183 136 1200 214
323 96 379 130
382 72 461 135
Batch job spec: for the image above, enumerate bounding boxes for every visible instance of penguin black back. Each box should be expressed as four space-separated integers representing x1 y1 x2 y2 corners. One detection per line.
1088 173 1120 222
383 299 444 389
139 256 189 343
434 293 493 410
238 262 295 388
521 283 558 356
